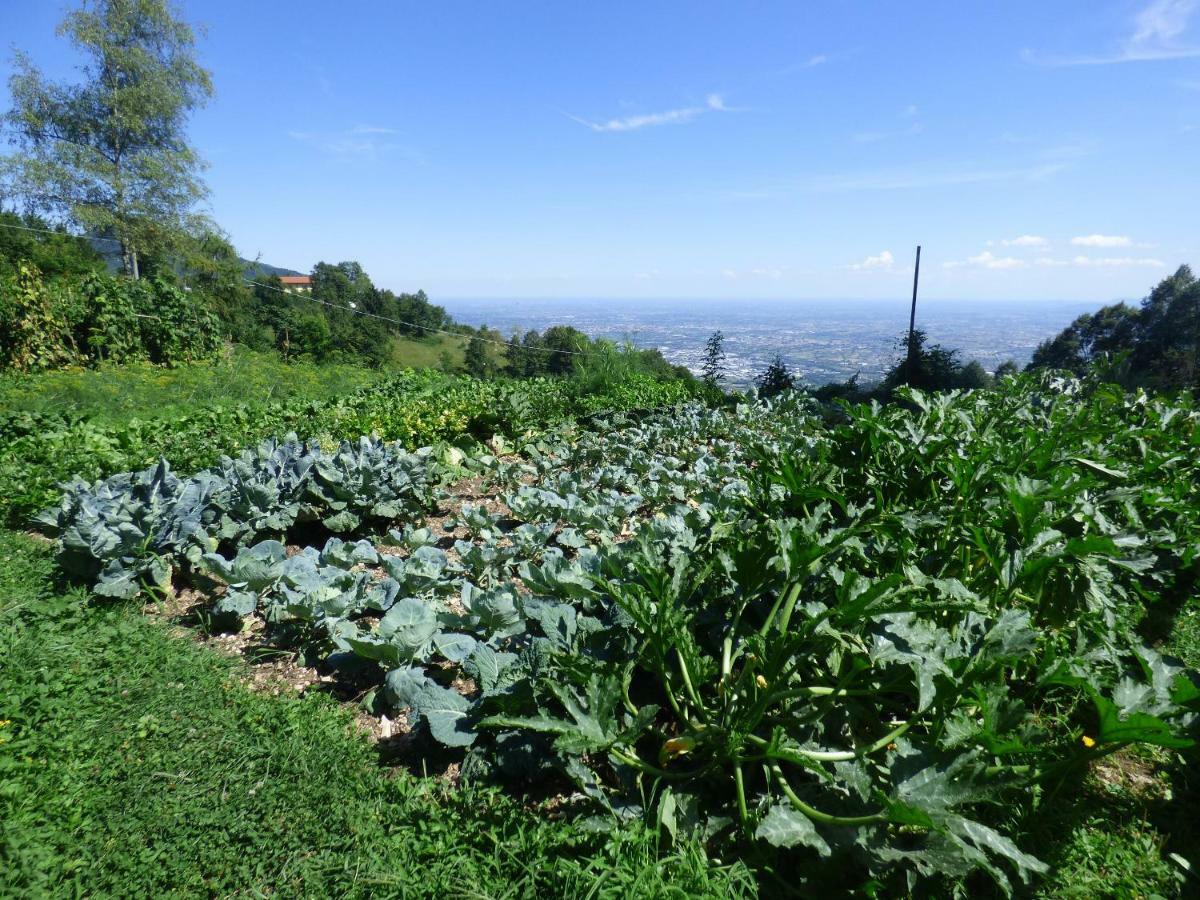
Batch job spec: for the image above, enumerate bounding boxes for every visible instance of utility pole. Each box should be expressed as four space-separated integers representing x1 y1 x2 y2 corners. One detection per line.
905 245 921 386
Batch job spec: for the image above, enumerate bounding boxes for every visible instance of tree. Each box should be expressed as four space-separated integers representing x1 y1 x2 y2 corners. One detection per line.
701 330 727 387
955 359 992 390
881 329 965 394
3 0 213 277
1029 303 1139 377
1133 265 1198 391
0 208 105 278
464 333 495 379
755 354 795 398
541 325 586 376
1027 267 1199 393
993 360 1019 380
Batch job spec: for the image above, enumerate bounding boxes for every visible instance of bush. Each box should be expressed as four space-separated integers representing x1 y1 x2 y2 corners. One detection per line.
0 265 222 371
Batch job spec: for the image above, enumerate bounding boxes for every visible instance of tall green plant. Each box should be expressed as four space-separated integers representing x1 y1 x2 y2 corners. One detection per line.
0 262 79 371
3 0 214 275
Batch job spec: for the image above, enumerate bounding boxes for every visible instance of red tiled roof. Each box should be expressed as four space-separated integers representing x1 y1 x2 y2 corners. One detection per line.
279 275 311 285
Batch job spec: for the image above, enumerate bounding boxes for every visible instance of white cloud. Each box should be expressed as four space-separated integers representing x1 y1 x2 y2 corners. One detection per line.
849 250 895 271
1071 255 1165 267
852 123 923 144
1071 234 1132 247
720 266 788 280
1000 234 1048 247
809 163 1063 192
805 54 828 67
569 94 731 133
1133 0 1196 46
943 251 1026 270
1025 0 1200 65
288 127 411 159
749 266 786 280
1033 255 1165 268
852 106 923 144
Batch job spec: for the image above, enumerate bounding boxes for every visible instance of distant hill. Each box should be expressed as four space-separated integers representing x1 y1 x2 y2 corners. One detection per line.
88 236 301 279
242 259 302 278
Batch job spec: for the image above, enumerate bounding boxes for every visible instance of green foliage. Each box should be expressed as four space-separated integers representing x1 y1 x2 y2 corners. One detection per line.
878 328 993 396
755 353 795 397
464 333 497 378
0 367 702 527
1029 304 1140 378
0 347 374 421
0 264 221 371
0 210 105 278
3 0 214 274
13 367 1200 895
0 262 79 370
101 373 1197 895
1031 265 1200 394
0 530 753 898
994 360 1020 380
239 262 458 368
702 330 728 387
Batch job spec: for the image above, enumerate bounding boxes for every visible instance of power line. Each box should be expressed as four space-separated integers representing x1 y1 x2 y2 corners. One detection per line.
0 219 590 357
0 218 124 243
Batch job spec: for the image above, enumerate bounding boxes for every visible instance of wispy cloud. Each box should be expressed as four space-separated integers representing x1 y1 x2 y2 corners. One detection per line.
1024 0 1200 65
721 266 789 280
805 162 1064 193
288 125 416 161
852 106 923 144
804 54 828 68
1071 234 1132 247
849 250 895 271
996 235 1049 247
1033 255 1164 268
568 94 732 133
722 161 1066 200
943 251 1027 270
1068 255 1165 267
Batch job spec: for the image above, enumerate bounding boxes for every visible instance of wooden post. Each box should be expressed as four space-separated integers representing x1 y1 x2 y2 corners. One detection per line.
905 245 921 386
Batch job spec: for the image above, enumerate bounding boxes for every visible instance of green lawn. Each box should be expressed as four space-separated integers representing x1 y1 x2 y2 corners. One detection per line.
0 530 753 899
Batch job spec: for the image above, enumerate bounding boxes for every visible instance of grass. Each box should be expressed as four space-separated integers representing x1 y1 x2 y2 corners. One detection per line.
0 346 379 423
1029 599 1200 899
0 530 754 899
0 339 511 423
390 333 508 371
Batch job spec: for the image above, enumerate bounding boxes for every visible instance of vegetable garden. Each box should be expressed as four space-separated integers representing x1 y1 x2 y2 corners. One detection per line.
20 373 1200 895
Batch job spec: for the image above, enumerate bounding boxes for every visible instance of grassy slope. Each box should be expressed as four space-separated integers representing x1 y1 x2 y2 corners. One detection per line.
0 339 508 422
0 530 753 899
391 333 507 371
0 347 379 422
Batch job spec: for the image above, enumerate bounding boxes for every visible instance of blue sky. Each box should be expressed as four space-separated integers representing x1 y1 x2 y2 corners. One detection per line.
4 1 1200 301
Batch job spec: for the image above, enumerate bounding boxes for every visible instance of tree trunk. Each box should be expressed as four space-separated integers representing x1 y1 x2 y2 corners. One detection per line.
120 241 140 279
